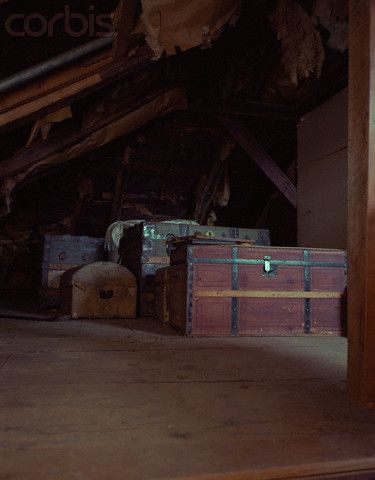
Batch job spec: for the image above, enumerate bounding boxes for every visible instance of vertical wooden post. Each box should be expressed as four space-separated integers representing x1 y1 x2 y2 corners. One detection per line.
110 147 132 224
113 0 138 60
348 0 375 407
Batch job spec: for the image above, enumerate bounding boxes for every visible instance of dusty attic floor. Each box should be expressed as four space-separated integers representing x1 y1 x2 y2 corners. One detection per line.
1 318 375 480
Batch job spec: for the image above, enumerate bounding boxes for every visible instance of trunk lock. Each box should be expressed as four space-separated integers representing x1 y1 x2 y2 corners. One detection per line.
263 256 278 277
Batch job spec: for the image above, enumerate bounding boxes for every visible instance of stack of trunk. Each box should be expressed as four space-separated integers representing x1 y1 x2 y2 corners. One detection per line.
40 235 106 308
119 221 271 316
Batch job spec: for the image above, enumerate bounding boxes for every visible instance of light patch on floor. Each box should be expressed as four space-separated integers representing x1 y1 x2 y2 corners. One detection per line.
1 318 375 480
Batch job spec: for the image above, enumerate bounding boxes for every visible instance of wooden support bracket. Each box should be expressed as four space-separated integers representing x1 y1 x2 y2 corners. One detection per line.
218 116 297 208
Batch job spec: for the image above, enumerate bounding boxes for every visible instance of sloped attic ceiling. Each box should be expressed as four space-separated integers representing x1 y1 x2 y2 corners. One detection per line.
0 0 348 219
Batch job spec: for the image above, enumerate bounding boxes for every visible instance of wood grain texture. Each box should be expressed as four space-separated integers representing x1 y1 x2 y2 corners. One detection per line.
168 242 346 336
347 0 375 407
0 88 187 196
3 318 375 480
0 55 111 129
0 49 152 132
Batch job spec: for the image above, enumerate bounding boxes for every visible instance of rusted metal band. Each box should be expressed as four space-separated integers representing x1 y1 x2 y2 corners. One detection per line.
231 246 239 336
304 250 312 334
194 290 342 299
191 258 346 268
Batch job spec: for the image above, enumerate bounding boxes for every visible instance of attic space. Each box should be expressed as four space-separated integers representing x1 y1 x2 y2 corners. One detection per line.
0 0 349 298
3 1 375 480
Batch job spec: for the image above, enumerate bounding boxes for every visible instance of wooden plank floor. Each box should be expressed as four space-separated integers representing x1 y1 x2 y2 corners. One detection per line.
1 317 375 479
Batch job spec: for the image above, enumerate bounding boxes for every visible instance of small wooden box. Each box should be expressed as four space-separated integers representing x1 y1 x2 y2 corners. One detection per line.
61 262 137 319
168 238 347 337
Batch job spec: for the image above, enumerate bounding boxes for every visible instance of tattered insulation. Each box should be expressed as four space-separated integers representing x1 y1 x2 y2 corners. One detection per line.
193 140 234 224
271 0 348 86
313 0 348 52
272 0 325 85
136 0 240 59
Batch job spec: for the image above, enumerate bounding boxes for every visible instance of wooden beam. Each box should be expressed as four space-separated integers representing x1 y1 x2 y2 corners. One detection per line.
194 141 234 223
0 53 111 127
0 1 144 131
0 87 187 213
0 47 152 132
218 116 297 208
347 0 375 408
0 88 186 179
113 0 138 59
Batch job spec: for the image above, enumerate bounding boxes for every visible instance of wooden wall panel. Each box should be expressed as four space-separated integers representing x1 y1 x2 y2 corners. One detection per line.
298 89 348 249
348 0 375 407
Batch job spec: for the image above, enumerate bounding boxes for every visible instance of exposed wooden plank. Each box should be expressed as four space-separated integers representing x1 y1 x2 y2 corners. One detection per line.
0 1 141 131
0 54 111 115
0 88 187 214
0 48 152 132
0 75 102 130
194 290 342 299
347 0 375 408
0 87 186 180
218 116 297 208
113 0 138 59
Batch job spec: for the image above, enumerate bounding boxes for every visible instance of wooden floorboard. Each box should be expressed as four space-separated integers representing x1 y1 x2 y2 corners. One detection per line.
1 318 375 479
177 458 375 479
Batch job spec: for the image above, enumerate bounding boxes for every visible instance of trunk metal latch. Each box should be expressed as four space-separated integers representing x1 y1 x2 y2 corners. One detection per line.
263 256 278 277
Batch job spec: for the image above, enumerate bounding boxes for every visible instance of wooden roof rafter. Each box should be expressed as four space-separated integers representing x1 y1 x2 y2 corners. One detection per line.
0 0 145 132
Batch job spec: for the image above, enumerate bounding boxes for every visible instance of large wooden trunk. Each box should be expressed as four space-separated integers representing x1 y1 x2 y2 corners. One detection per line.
61 262 137 319
119 222 270 317
41 235 105 308
168 238 347 336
